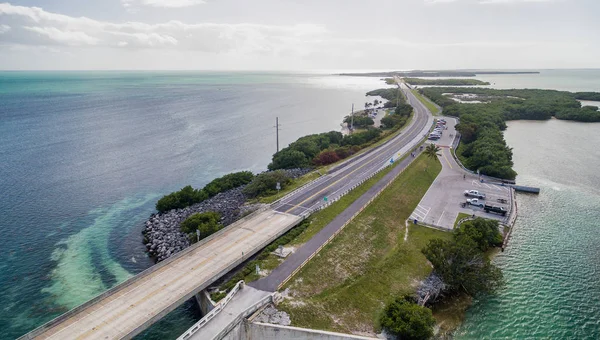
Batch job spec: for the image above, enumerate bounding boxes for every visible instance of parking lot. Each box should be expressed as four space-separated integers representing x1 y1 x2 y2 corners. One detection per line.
409 117 512 230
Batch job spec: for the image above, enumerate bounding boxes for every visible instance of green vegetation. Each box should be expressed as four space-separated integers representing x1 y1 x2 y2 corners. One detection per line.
268 85 415 170
242 170 291 198
422 218 503 297
212 218 312 300
278 155 448 334
340 71 539 77
343 115 374 128
410 89 441 115
380 296 436 340
180 212 222 243
453 212 472 228
574 92 600 101
404 78 490 86
156 171 254 212
367 87 403 108
420 87 600 179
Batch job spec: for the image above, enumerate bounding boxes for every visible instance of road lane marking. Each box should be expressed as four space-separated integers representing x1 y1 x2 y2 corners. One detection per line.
284 115 425 214
63 214 298 339
441 150 453 169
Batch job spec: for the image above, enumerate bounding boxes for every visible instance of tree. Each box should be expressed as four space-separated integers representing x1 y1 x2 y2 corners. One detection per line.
180 211 222 242
380 296 435 340
454 217 503 252
268 149 309 170
422 238 503 296
423 144 441 171
242 170 291 198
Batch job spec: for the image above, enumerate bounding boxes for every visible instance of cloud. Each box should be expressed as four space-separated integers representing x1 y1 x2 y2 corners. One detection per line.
0 3 326 52
0 23 9 33
121 0 206 9
23 26 100 45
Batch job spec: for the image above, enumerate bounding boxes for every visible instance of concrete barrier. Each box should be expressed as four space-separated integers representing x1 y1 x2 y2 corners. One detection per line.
243 322 378 340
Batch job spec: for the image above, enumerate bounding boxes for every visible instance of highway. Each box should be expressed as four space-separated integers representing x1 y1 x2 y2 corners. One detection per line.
20 84 431 340
272 84 431 217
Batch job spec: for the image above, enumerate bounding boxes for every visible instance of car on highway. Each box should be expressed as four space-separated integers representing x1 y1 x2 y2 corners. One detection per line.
464 190 486 199
466 198 485 207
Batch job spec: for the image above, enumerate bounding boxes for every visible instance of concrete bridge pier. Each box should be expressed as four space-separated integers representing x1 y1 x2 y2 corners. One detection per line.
196 289 217 316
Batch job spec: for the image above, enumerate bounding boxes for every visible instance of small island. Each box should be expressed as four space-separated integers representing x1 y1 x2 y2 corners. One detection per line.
339 70 540 77
401 77 490 86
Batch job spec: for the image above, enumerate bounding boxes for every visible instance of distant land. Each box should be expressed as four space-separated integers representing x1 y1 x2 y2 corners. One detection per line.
339 70 540 77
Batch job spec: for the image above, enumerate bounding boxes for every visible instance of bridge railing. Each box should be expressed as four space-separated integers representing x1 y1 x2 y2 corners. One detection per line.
17 204 274 340
178 280 246 340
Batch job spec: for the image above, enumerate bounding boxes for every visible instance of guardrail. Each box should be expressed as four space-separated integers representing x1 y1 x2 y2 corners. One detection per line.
178 280 245 340
276 131 433 291
212 294 274 340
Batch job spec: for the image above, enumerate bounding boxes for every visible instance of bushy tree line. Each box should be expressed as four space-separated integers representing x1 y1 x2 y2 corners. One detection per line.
422 218 503 297
268 129 384 170
367 88 405 108
156 171 254 213
420 87 600 179
403 77 490 86
344 115 374 128
574 92 600 101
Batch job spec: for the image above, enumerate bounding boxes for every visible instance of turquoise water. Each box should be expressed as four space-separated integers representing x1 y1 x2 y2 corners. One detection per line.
0 71 387 339
2 70 600 339
456 119 600 338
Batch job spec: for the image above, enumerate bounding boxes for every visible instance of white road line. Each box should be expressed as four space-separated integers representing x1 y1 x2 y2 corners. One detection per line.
437 211 447 226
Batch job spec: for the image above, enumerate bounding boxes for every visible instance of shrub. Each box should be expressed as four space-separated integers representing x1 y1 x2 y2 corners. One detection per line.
313 150 341 166
268 149 309 170
344 115 374 128
380 296 435 340
242 170 291 198
180 211 222 242
156 185 208 213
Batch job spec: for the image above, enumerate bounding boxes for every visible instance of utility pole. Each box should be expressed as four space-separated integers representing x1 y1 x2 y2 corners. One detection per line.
350 103 354 134
274 117 281 153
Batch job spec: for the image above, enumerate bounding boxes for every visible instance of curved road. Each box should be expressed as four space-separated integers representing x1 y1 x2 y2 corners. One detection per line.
20 85 432 340
273 85 431 217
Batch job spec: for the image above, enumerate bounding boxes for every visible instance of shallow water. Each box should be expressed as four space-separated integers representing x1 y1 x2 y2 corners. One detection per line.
456 119 600 339
0 71 387 339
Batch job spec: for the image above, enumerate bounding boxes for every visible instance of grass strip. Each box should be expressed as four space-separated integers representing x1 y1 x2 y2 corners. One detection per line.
213 151 412 299
278 155 451 335
454 212 472 228
411 89 441 115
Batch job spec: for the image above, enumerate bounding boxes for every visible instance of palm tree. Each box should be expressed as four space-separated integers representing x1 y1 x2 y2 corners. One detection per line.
423 143 441 172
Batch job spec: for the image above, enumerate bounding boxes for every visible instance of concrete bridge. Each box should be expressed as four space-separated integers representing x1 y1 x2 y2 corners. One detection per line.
19 85 431 340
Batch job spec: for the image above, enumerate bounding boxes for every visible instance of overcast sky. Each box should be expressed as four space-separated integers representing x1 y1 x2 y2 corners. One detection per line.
0 0 598 70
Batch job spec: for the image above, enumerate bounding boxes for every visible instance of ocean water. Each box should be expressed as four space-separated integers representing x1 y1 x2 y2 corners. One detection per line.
456 119 600 338
2 70 600 340
0 71 388 339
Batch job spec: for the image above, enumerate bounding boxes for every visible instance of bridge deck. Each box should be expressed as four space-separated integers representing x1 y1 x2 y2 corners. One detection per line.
26 210 300 340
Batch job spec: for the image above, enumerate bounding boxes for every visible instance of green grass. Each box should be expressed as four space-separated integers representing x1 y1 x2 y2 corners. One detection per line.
454 212 472 228
213 149 414 296
278 155 452 335
411 89 441 115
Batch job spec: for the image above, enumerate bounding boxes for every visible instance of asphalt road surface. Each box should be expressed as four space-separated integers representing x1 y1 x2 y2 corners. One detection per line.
272 84 432 217
252 86 434 292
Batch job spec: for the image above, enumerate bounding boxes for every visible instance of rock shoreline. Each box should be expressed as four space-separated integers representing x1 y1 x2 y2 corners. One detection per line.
142 168 311 262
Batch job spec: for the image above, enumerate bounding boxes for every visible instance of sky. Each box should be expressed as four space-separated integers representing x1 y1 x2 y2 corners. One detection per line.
0 0 598 70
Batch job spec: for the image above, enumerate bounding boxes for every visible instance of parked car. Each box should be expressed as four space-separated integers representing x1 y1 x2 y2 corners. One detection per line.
484 204 507 216
466 198 484 207
464 190 486 199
